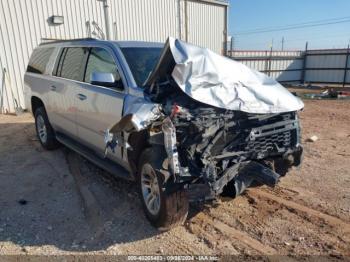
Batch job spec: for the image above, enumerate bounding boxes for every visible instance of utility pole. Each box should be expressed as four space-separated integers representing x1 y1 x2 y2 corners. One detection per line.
271 38 274 51
268 39 273 77
281 37 285 51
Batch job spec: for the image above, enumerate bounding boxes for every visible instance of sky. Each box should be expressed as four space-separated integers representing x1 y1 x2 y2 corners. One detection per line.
228 0 350 50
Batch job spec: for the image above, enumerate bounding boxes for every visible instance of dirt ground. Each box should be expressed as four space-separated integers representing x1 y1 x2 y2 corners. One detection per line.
0 100 349 259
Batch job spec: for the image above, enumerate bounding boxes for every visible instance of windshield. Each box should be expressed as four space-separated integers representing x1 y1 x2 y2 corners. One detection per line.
121 47 162 86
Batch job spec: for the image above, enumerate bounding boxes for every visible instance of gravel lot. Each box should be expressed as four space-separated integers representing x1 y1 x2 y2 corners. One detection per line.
0 99 349 258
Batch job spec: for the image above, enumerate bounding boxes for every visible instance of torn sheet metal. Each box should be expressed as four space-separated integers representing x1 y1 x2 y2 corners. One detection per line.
103 95 162 155
104 129 131 157
145 37 304 114
120 95 162 132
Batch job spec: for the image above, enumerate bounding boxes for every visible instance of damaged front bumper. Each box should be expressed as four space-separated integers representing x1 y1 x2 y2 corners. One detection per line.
212 146 303 198
184 144 303 201
159 109 303 199
105 104 303 200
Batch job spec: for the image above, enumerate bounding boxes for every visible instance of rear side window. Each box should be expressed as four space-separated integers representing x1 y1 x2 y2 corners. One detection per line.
84 47 121 85
27 47 54 74
59 47 88 81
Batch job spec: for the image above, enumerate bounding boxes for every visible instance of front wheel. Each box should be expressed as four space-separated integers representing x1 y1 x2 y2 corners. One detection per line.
138 147 188 231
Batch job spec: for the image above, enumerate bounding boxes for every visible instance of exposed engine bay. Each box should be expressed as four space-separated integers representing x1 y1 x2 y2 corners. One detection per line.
105 37 304 199
144 82 302 198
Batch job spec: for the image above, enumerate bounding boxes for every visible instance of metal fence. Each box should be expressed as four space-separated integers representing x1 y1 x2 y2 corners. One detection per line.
229 47 350 86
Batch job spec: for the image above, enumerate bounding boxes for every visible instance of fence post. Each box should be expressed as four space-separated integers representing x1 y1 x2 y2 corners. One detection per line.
343 44 350 87
301 42 308 84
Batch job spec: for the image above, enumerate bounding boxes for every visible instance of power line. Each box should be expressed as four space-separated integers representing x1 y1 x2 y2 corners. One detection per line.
234 31 350 50
236 27 349 40
234 33 350 48
236 19 350 35
236 33 349 46
234 16 350 35
235 16 350 34
286 32 349 42
285 34 349 43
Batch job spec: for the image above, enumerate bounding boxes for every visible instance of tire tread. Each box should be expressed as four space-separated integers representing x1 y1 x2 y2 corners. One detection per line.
34 107 60 150
138 147 188 231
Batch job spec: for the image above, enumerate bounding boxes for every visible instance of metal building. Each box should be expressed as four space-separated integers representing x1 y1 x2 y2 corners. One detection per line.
0 0 228 113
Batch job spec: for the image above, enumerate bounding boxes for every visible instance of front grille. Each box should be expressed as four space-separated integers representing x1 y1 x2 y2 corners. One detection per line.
245 130 293 159
239 113 299 159
207 112 299 161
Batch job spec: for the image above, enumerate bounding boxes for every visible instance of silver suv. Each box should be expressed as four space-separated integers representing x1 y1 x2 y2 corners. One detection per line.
24 38 303 230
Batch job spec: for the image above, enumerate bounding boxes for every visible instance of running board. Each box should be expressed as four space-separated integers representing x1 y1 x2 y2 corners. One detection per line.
56 133 134 181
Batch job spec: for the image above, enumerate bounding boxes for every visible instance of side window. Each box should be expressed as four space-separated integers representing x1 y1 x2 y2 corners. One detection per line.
52 48 65 76
84 47 123 89
59 47 88 81
27 47 54 74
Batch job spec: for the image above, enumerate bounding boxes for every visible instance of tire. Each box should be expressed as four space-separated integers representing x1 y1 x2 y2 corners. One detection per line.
138 147 188 231
221 179 238 198
34 107 60 150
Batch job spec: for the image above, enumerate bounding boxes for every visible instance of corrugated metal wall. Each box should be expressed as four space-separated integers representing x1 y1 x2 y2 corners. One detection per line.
0 0 228 114
0 0 105 114
109 0 227 53
231 49 350 85
185 0 226 54
110 0 178 43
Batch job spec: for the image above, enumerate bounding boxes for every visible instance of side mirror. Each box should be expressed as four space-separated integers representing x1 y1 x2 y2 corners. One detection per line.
90 72 119 88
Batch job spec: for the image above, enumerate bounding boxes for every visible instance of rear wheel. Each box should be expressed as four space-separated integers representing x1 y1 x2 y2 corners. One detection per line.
34 107 60 150
138 147 188 231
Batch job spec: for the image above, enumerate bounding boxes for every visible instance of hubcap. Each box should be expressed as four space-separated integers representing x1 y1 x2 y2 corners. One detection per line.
36 115 47 143
141 163 161 216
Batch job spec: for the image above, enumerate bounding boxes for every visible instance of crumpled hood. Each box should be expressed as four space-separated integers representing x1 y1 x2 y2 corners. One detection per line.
145 37 304 114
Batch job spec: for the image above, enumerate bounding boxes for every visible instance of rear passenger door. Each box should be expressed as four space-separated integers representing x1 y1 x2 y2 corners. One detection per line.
75 46 125 162
49 47 89 138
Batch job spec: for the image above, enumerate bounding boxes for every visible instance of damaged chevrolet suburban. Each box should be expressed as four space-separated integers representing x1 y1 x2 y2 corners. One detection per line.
24 37 304 230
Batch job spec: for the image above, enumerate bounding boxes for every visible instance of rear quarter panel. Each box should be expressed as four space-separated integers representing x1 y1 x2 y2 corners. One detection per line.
23 47 60 115
24 73 50 114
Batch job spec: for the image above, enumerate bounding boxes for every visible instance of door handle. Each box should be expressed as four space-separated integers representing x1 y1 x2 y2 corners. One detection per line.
50 85 57 91
76 94 87 101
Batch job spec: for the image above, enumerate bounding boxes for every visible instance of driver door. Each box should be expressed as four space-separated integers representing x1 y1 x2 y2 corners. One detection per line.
75 46 125 162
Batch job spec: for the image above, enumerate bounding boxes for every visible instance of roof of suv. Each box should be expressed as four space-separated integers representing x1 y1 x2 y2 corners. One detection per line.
39 38 164 49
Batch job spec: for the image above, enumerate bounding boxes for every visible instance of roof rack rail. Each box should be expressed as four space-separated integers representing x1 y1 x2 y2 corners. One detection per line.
40 37 99 46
